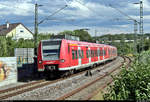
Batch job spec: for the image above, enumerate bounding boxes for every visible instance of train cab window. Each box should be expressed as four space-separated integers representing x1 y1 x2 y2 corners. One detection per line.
72 50 75 60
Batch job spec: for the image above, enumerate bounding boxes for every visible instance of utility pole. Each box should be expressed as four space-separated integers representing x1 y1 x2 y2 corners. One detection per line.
34 3 43 56
109 4 140 54
34 3 38 50
95 29 97 43
134 20 138 54
140 1 144 51
134 0 144 52
34 4 67 56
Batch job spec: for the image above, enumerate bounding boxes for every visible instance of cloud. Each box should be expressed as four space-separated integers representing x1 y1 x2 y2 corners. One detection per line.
0 0 35 16
0 0 150 35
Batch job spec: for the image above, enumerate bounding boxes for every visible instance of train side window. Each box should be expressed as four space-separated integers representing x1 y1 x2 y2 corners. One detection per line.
100 49 101 56
103 49 105 56
82 50 84 58
88 50 91 57
93 50 94 57
75 50 78 59
72 50 75 60
86 50 89 58
92 50 94 57
96 50 98 57
91 50 93 57
78 50 82 58
98 49 99 56
100 49 103 56
99 49 101 56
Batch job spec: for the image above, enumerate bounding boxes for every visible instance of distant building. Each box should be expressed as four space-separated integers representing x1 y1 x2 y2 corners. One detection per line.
146 36 149 40
0 22 33 40
106 40 134 43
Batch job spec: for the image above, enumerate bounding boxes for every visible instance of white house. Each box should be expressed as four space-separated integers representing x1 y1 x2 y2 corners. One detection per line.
0 22 33 40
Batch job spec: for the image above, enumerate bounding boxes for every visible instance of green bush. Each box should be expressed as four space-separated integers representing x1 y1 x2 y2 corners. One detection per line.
104 50 150 100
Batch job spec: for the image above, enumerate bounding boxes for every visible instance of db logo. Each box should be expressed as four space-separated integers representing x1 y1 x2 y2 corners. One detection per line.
46 62 55 64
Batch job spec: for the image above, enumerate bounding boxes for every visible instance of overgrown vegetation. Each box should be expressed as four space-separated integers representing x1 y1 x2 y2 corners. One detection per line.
104 50 150 100
59 29 93 42
0 32 150 57
0 34 52 57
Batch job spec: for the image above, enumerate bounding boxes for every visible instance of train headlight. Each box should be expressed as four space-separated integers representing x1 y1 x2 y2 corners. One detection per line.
39 60 42 64
60 59 65 63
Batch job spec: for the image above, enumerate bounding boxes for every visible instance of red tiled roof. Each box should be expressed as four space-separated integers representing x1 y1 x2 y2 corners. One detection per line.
0 23 33 36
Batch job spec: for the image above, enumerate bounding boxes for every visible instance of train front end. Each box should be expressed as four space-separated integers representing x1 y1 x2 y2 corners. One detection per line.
37 40 61 77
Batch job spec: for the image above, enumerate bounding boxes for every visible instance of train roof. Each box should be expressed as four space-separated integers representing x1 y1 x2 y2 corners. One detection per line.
41 39 117 49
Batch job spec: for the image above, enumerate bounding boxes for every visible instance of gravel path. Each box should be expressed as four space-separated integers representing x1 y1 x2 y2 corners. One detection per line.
5 57 123 100
0 82 25 90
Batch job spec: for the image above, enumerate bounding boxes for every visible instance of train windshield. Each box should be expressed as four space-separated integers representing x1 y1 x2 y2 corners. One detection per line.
42 40 61 60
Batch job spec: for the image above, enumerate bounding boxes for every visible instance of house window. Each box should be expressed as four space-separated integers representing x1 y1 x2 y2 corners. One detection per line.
20 30 24 33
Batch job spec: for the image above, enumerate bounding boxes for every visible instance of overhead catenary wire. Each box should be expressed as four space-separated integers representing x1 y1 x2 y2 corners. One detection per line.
38 5 68 25
109 4 139 54
109 4 138 22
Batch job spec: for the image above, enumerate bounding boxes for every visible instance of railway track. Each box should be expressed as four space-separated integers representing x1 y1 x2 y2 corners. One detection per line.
56 56 131 100
83 56 132 100
0 56 123 100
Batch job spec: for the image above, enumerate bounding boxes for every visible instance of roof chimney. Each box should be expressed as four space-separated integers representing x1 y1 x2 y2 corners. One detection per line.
6 21 9 29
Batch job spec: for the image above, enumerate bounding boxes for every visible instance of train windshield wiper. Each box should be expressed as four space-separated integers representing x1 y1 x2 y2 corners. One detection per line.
45 53 57 57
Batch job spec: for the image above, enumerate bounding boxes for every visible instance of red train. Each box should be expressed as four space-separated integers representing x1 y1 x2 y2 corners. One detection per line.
37 39 117 78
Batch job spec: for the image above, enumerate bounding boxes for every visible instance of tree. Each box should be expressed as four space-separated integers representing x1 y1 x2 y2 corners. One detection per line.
73 29 93 42
58 30 93 42
0 36 7 57
59 30 75 35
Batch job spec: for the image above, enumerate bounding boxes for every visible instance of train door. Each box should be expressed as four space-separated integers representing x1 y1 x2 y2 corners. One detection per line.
88 47 91 63
70 46 78 67
78 47 82 65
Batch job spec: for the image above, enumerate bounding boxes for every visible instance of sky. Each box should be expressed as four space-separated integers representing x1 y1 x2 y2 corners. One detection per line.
0 0 149 36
